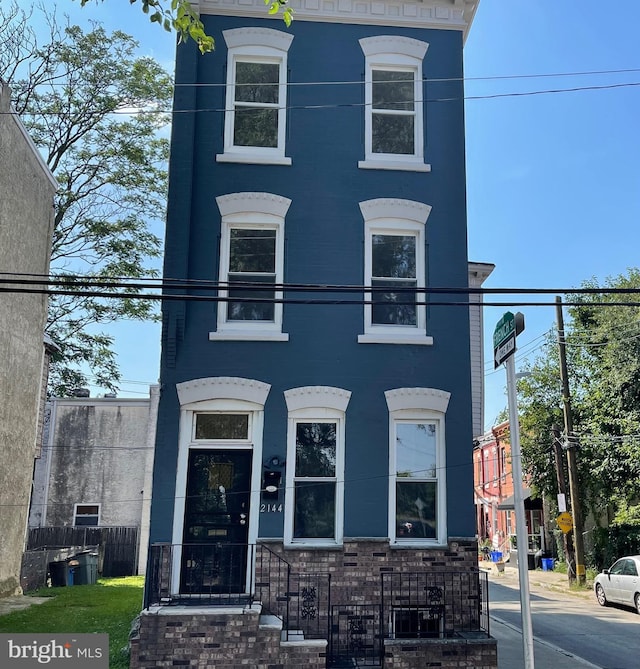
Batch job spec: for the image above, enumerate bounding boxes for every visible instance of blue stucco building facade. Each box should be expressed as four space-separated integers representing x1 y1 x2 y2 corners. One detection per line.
134 2 497 668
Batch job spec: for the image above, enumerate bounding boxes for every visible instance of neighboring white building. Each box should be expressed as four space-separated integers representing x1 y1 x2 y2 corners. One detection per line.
29 388 159 575
469 262 495 438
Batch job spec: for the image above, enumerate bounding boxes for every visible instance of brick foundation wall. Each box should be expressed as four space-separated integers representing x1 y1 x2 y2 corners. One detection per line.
131 538 497 669
385 637 498 669
261 538 479 599
130 606 327 669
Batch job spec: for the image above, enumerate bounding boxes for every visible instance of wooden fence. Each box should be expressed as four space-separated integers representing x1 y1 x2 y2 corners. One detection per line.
26 526 139 577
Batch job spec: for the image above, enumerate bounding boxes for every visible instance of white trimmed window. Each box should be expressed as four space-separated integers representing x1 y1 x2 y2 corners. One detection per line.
359 36 429 172
217 27 293 165
284 387 351 546
359 198 432 345
74 504 100 527
211 193 290 341
386 388 449 546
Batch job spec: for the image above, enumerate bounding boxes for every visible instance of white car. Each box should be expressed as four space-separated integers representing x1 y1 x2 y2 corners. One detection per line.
594 555 640 614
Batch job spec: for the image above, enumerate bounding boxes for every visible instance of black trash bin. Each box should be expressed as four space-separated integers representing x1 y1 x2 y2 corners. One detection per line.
48 561 69 587
69 551 98 585
527 552 537 570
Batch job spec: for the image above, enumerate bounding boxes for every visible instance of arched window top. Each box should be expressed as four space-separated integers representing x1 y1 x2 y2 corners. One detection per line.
284 386 352 413
384 387 450 414
216 192 291 219
222 27 294 53
359 198 432 226
177 377 271 408
359 35 428 61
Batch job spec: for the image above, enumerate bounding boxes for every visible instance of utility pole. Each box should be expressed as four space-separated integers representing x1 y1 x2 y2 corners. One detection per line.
551 423 575 583
555 296 586 586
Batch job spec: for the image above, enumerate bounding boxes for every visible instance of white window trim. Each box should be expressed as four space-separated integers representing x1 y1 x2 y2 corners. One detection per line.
73 503 100 527
171 377 271 596
283 386 351 547
385 387 449 547
211 193 291 341
359 36 429 172
358 198 433 345
216 27 293 166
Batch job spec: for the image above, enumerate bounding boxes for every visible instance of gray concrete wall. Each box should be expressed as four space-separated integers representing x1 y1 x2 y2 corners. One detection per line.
29 395 158 572
0 83 56 597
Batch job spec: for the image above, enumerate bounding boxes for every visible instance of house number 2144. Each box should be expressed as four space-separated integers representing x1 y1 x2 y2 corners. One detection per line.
260 503 283 513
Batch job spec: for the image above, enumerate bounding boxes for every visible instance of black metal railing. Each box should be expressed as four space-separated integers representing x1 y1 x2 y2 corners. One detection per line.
145 543 256 608
255 544 331 641
380 569 490 639
328 604 382 667
144 542 332 642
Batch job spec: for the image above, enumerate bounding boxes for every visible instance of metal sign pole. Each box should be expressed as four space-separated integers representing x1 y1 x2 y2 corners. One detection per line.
505 353 535 669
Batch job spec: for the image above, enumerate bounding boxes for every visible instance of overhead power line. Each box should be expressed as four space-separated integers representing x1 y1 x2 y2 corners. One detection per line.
2 81 640 118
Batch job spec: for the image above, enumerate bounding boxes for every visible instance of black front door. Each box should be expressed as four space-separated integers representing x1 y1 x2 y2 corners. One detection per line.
181 449 252 594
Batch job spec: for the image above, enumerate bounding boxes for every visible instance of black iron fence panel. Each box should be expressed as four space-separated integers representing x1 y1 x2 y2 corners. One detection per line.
285 571 331 640
145 543 256 607
381 569 489 639
328 604 382 667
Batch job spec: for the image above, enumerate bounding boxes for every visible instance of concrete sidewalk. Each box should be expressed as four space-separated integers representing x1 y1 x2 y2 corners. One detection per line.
485 563 600 669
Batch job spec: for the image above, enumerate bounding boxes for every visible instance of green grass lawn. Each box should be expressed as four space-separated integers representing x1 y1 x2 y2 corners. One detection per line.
0 576 144 669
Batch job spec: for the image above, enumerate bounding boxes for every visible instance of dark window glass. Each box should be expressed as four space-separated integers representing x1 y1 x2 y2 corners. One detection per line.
295 423 336 477
293 481 336 539
195 414 249 440
371 234 417 325
234 62 279 147
227 229 276 321
74 505 99 527
372 70 414 111
235 62 279 104
372 69 415 155
234 108 278 148
372 114 414 154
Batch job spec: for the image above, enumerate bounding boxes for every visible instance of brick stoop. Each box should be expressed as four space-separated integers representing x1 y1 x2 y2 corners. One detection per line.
129 603 327 669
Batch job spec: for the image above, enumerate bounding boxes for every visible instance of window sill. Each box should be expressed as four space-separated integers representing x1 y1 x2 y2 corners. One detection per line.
358 159 431 173
358 333 434 346
390 541 447 549
283 542 343 551
216 152 292 166
209 331 289 342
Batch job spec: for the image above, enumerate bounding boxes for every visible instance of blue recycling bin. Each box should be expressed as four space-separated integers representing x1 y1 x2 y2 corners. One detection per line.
490 551 503 562
541 558 554 571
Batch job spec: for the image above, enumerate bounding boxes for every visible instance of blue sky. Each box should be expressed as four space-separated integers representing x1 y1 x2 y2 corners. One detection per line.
21 1 640 428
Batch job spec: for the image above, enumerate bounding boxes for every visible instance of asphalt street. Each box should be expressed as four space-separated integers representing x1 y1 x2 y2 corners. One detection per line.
488 568 640 669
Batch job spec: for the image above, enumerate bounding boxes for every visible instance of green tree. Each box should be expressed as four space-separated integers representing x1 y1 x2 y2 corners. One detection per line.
0 4 172 395
77 0 293 53
516 270 640 521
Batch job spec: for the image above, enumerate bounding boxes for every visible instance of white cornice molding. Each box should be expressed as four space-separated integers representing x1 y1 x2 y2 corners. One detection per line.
197 0 479 37
177 376 271 406
284 386 352 412
385 387 451 413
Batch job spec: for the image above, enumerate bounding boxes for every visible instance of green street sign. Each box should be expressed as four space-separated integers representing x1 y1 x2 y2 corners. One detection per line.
493 311 524 368
493 311 515 349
